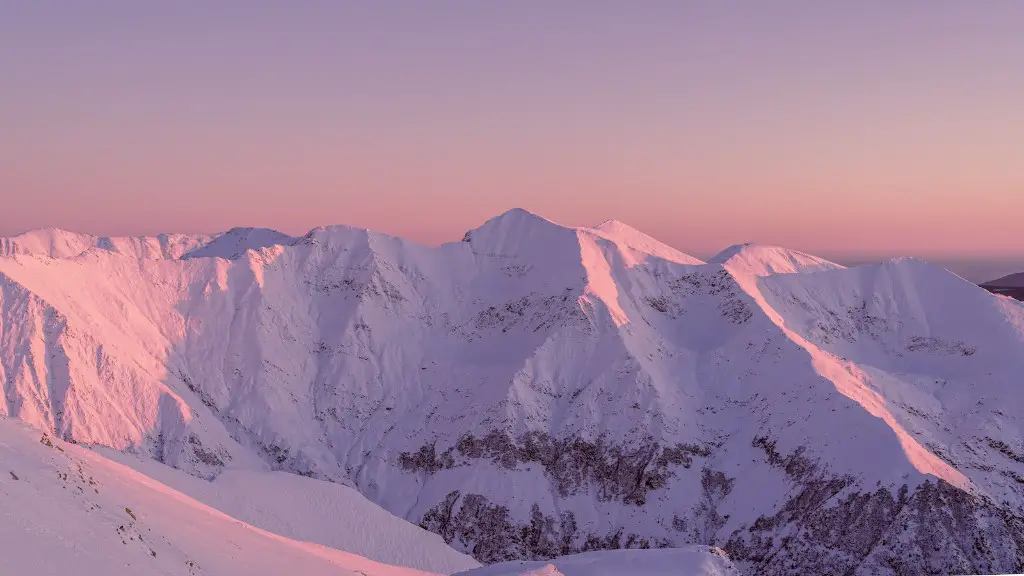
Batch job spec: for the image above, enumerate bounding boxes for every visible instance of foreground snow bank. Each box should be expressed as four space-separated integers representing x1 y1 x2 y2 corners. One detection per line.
0 416 444 576
452 547 738 576
95 448 479 574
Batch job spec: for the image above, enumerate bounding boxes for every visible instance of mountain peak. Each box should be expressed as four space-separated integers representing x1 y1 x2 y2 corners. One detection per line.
485 207 560 229
592 218 632 232
4 227 97 245
460 208 575 257
707 243 754 262
709 243 843 276
181 227 294 260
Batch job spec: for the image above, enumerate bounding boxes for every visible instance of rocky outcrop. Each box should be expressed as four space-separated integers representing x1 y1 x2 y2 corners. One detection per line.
399 431 717 506
420 491 672 564
405 433 1024 575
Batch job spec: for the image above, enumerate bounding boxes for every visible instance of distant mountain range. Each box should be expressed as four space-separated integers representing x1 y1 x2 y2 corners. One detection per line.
2 208 1024 575
981 272 1024 301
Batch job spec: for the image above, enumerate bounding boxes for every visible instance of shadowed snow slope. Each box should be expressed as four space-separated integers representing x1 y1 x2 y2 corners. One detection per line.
181 227 297 260
0 416 468 576
2 208 1024 576
453 547 738 576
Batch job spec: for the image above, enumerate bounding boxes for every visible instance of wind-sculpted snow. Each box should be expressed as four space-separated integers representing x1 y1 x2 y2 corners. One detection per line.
2 209 1024 575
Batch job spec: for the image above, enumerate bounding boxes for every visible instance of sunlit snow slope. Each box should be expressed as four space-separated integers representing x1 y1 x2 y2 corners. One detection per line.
708 243 843 276
94 446 479 574
2 208 1024 576
0 416 464 576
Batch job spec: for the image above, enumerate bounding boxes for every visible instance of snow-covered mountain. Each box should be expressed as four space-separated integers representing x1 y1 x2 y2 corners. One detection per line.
2 208 1024 575
981 273 1024 302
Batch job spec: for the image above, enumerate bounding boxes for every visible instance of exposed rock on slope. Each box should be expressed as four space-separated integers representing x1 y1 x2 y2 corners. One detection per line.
2 209 1024 575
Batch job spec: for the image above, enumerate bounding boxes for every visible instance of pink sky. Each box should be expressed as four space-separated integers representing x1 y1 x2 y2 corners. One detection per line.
1 2 1022 259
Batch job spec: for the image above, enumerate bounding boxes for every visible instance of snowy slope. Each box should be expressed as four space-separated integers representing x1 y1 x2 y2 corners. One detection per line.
588 219 705 266
0 415 458 576
453 547 738 576
2 209 1024 575
96 447 480 574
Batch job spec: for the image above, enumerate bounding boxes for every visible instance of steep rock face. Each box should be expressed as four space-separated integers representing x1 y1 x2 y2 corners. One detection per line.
1 209 1024 575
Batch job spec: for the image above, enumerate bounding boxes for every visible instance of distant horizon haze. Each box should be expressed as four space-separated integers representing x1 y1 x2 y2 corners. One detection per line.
2 2 1022 269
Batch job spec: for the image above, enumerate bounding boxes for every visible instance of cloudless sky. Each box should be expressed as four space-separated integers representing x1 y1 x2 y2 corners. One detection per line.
1 1 1022 261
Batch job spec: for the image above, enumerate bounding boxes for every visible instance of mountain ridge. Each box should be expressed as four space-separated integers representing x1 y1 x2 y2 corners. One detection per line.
2 209 1023 575
0 208 705 265
984 271 1024 288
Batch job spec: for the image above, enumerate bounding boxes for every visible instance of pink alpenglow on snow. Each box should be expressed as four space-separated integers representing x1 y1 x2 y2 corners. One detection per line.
2 209 1024 574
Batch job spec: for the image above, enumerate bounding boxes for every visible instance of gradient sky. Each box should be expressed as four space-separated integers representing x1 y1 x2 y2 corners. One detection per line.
1 1 1022 260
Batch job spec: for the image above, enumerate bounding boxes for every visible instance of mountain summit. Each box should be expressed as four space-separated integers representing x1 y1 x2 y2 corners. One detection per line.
1 211 1023 575
708 243 843 276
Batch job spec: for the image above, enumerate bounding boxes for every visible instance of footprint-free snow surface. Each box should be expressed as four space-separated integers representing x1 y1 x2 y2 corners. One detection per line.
0 416 472 576
2 208 1024 575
